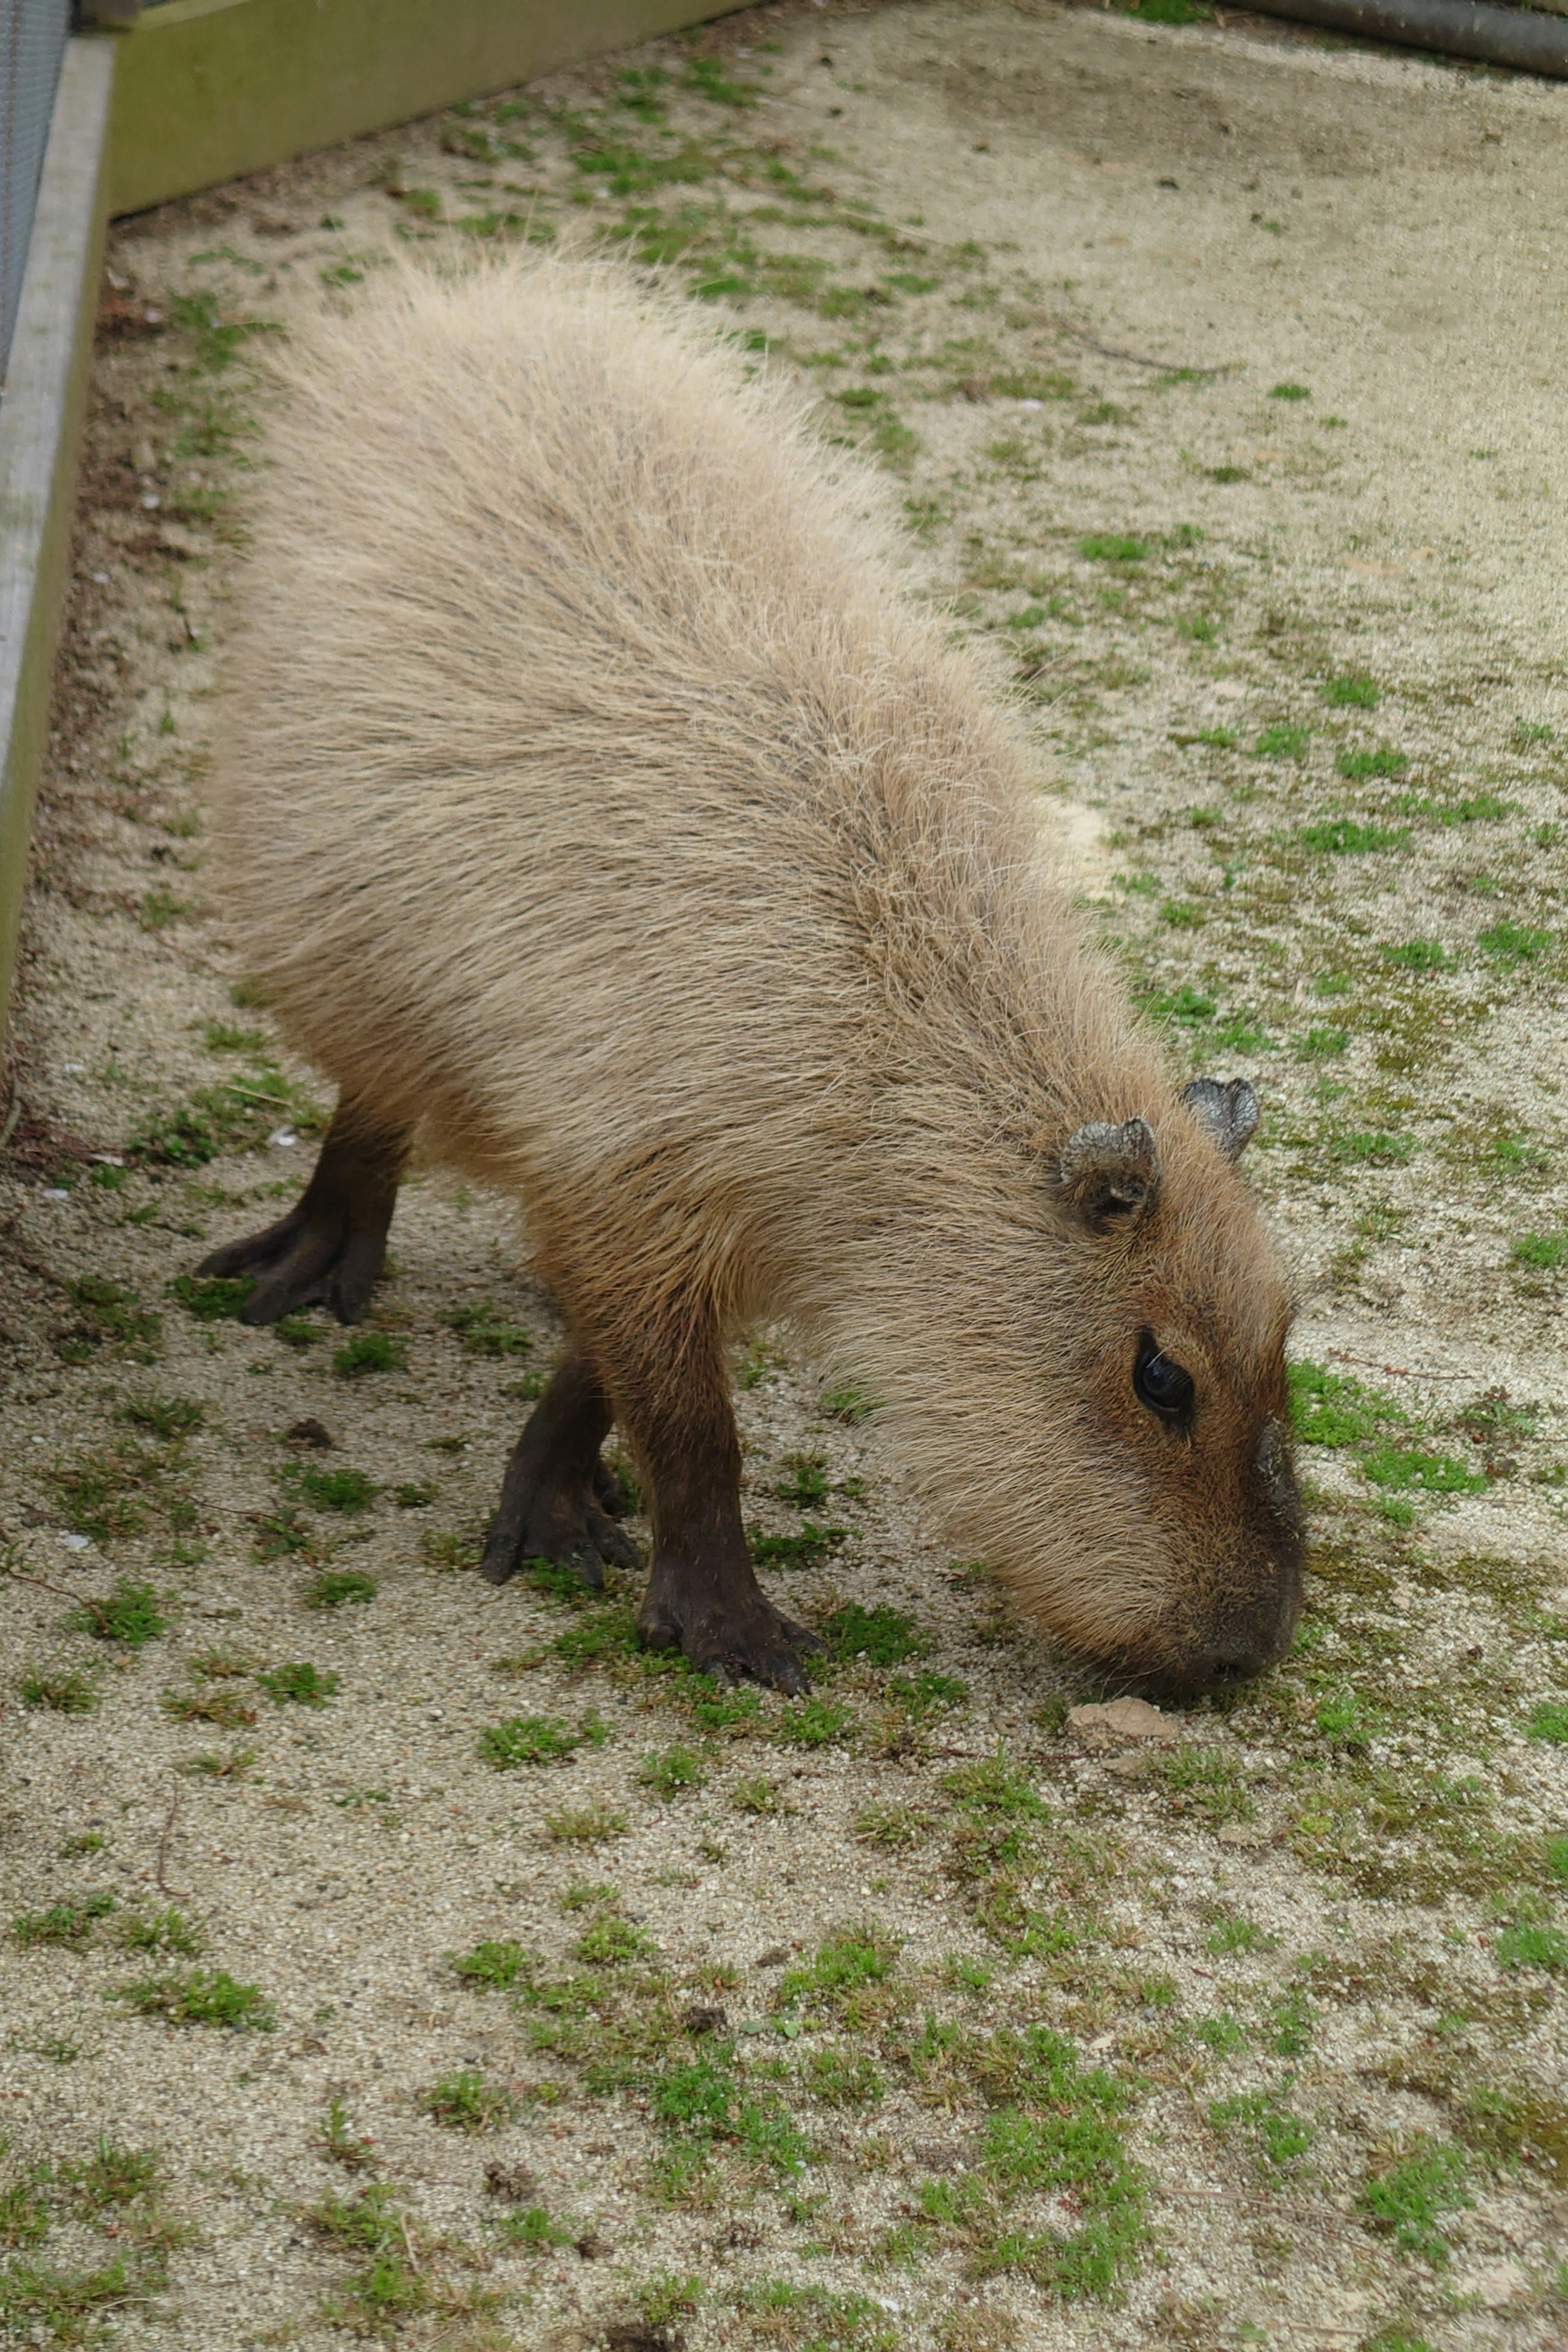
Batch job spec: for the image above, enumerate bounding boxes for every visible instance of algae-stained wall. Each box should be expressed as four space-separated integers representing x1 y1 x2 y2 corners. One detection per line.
109 0 755 216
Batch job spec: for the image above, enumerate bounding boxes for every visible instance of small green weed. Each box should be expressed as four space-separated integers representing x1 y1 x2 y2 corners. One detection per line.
332 1331 404 1378
256 1662 339 1707
1209 2088 1314 2170
1512 1234 1568 1270
776 1695 856 1746
12 1894 116 1948
639 1744 707 1797
305 1570 378 1608
478 1710 601 1770
111 1967 274 2030
1300 819 1408 854
820 1603 925 1664
446 1301 532 1357
1256 724 1311 760
1271 381 1312 402
1358 2138 1473 2265
1528 1703 1568 1743
291 1463 374 1513
1323 672 1378 706
1479 920 1553 964
419 2069 517 2132
19 1668 97 1714
1080 535 1147 562
1382 940 1454 972
122 1907 202 1957
452 1939 531 1991
68 1579 165 1648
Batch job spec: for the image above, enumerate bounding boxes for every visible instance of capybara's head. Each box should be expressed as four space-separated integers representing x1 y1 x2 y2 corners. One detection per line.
1024 1076 1303 1697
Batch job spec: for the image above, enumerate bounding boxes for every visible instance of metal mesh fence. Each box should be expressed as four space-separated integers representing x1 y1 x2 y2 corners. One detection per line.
0 0 70 388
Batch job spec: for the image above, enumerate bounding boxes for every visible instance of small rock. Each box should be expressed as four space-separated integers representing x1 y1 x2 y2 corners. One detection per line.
1067 1697 1180 1745
482 2160 537 2203
1216 1821 1267 1848
285 1417 334 1450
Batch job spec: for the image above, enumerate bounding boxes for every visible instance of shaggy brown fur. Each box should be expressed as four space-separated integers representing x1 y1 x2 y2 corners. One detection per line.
200 256 1302 1695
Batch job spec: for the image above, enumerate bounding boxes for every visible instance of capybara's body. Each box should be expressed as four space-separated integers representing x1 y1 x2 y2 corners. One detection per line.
205 258 1303 1694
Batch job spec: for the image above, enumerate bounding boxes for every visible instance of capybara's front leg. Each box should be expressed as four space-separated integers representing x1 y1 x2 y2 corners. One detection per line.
481 1349 641 1590
196 1098 408 1325
622 1331 821 1695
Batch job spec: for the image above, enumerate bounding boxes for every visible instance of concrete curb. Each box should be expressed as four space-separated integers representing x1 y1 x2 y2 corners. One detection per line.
108 0 755 219
0 37 116 1045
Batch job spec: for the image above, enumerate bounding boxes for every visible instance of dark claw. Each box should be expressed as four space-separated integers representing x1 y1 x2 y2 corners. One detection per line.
639 1591 820 1695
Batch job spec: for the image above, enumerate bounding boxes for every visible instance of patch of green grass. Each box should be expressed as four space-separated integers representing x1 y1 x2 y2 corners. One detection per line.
1358 2138 1472 2265
1494 1918 1568 1970
291 1463 374 1513
1300 1025 1348 1057
888 1668 968 1716
332 1330 405 1378
1209 2087 1314 2170
1512 1233 1568 1270
452 1939 531 1991
419 2068 517 2132
819 1603 925 1665
776 1695 856 1746
1381 940 1454 972
169 1272 254 1321
1300 818 1409 853
67 1579 165 1648
305 1570 378 1608
818 1383 873 1423
1256 724 1311 760
19 1668 98 1714
1479 920 1554 965
750 1522 847 1568
731 1774 781 1816
1336 747 1408 779
53 1276 161 1365
1079 535 1147 563
544 1803 629 1844
482 1713 606 1770
122 1907 202 1957
1360 1444 1485 1499
778 1924 899 2025
1326 1129 1417 1168
639 1743 707 1797
1527 1702 1568 1744
12 1894 116 1948
256 1662 339 1707
806 2044 885 2106
122 1394 204 1439
445 1300 532 1357
394 1480 436 1508
1205 1915 1278 1956
575 1913 651 1968
855 1803 934 1849
111 1967 274 2031
1323 672 1377 706
1150 1743 1255 1824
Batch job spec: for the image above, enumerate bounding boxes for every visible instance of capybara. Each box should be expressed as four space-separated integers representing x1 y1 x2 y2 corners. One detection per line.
198 257 1303 1697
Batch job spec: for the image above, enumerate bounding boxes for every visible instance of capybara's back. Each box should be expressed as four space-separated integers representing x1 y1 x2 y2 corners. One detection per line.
208 256 1303 1696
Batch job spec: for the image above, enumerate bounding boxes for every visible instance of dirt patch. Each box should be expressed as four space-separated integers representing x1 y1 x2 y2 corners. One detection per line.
2 4 1566 2347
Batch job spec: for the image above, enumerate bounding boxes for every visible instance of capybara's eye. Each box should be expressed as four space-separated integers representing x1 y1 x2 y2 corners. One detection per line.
1134 1335 1194 1422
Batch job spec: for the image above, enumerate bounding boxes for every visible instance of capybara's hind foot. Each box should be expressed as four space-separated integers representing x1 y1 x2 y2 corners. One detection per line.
638 1556 822 1696
481 1354 641 1589
196 1101 408 1326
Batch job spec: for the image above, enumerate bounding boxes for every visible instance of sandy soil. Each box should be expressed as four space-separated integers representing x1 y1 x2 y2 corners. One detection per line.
2 4 1567 2347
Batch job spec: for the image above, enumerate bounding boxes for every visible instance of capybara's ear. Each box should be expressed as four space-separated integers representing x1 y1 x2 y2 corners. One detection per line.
1058 1117 1160 1233
1180 1076 1260 1160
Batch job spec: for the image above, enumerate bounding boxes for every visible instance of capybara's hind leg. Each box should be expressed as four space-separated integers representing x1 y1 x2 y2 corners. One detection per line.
196 1098 409 1326
617 1321 822 1695
481 1350 641 1590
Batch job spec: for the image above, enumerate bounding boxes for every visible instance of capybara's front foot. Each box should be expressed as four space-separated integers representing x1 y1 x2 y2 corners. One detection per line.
482 1355 640 1590
196 1102 407 1326
638 1551 821 1695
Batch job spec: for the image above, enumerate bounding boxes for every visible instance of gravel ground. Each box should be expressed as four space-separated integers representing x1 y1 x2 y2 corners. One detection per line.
2 4 1566 2348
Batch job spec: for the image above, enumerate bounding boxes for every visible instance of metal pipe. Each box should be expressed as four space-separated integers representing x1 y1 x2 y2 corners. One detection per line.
1241 0 1568 76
